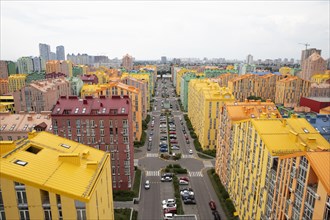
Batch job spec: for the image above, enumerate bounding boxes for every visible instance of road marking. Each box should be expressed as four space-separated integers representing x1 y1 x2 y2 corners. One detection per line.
188 171 203 177
146 153 159 158
203 160 213 168
182 154 194 158
146 171 160 176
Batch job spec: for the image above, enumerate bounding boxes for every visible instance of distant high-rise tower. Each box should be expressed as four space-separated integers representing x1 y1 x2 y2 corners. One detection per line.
50 52 57 60
246 54 253 65
122 54 134 70
161 56 167 64
300 48 321 64
56 45 65 60
39 43 51 61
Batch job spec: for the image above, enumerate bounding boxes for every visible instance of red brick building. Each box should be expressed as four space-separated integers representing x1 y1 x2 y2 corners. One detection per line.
51 95 134 190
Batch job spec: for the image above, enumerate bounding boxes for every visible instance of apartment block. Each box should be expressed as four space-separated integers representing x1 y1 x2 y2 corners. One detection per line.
255 73 284 102
275 76 311 108
270 151 330 220
13 78 71 113
300 97 330 113
311 72 330 84
0 61 9 79
0 79 9 95
180 73 204 111
216 99 281 189
46 60 73 77
8 74 27 93
0 95 15 113
122 72 153 100
17 57 34 74
121 76 149 119
227 117 329 220
176 69 196 95
80 82 142 141
172 66 181 84
310 83 330 97
188 79 235 149
228 74 257 101
211 73 238 87
0 111 52 141
301 53 327 80
122 54 133 70
67 76 83 97
51 95 134 190
0 131 114 220
81 74 98 85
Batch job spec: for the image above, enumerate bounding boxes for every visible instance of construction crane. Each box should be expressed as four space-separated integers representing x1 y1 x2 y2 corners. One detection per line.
299 43 310 50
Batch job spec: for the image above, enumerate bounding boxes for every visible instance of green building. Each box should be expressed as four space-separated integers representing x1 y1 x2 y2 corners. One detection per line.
67 76 83 97
6 61 17 75
72 66 84 77
26 72 46 84
180 73 205 112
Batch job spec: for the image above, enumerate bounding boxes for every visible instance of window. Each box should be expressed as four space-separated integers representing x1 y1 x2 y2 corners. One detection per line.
19 207 30 220
26 146 42 154
16 189 27 205
44 207 52 220
0 189 5 220
67 120 71 127
100 120 104 128
14 160 28 166
75 200 86 220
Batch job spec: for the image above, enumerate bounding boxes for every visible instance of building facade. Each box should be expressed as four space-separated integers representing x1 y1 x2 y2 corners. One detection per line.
0 61 9 79
39 43 51 62
0 131 114 220
0 79 9 95
46 60 73 77
226 117 330 220
188 79 235 149
51 95 134 190
17 57 34 74
122 54 133 71
56 45 65 60
300 53 327 80
8 74 27 93
80 82 142 141
216 100 281 189
275 76 311 108
13 78 71 113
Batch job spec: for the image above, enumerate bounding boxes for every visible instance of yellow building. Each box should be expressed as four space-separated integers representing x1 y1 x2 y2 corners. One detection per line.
0 95 15 113
188 79 235 149
211 73 238 87
8 74 27 93
216 99 281 189
0 131 114 220
0 78 9 95
271 151 330 220
228 117 330 220
89 70 110 84
311 71 330 84
275 76 311 107
81 82 143 141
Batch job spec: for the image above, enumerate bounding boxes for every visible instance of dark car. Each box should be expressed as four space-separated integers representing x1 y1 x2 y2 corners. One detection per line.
209 200 216 210
160 148 168 152
212 210 221 220
160 136 167 141
186 140 190 144
183 198 196 204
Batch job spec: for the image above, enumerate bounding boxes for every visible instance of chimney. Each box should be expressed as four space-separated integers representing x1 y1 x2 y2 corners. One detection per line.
266 99 271 103
282 119 287 127
58 153 80 165
289 130 298 142
86 161 98 169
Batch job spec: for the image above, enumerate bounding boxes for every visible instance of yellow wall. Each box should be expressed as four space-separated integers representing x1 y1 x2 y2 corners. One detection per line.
8 74 27 93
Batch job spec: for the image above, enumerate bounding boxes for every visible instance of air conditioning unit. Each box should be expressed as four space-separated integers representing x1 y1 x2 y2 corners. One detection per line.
315 193 321 200
289 187 294 193
288 199 292 204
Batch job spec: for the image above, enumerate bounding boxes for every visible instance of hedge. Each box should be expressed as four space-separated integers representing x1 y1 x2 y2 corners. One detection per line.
172 176 184 214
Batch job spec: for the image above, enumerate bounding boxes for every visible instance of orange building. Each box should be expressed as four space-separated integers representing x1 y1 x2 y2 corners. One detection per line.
270 151 330 220
210 73 238 87
0 78 9 95
275 76 311 108
255 73 284 102
46 60 73 77
216 99 281 189
228 74 257 101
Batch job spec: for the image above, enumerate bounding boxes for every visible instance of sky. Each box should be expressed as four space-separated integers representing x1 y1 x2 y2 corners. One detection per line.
1 1 329 61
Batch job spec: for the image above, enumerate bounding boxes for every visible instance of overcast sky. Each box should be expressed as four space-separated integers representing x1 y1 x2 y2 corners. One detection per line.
1 1 329 61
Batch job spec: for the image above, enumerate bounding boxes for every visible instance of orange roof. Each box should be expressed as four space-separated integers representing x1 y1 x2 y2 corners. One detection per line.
306 152 330 195
228 73 255 82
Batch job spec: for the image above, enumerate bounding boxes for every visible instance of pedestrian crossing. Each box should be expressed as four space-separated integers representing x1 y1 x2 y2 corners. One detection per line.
182 154 194 158
146 153 159 158
188 171 203 177
146 171 160 176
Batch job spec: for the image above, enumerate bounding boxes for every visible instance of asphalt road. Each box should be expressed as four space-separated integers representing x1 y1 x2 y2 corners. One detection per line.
137 78 226 220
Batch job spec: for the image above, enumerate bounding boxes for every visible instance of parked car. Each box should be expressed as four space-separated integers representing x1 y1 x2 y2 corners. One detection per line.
179 179 189 185
212 210 221 220
169 134 177 138
161 176 172 182
180 188 194 196
183 198 196 204
160 148 168 152
160 143 168 148
160 136 167 141
149 137 152 141
162 202 177 209
162 199 176 206
209 200 217 210
180 177 189 182
189 149 193 154
144 180 150 189
169 131 176 134
164 207 177 215
171 145 180 150
170 140 178 144
164 213 176 220
186 140 190 144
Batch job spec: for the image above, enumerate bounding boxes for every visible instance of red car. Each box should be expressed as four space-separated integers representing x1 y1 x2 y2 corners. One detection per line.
179 177 189 182
164 207 177 214
170 131 176 134
209 200 216 210
170 140 178 144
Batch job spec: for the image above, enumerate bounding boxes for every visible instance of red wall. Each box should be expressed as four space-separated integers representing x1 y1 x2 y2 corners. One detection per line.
300 97 330 113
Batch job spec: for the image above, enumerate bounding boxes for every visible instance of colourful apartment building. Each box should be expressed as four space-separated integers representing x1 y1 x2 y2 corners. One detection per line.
122 54 133 70
46 60 73 77
301 53 327 80
0 131 114 220
216 99 282 189
255 73 284 102
180 72 205 111
80 82 142 141
279 66 292 75
0 79 9 95
311 71 330 84
172 66 181 84
0 111 52 141
176 69 196 95
0 95 15 113
8 74 27 93
210 73 238 87
80 74 99 85
121 76 149 119
121 72 151 112
51 95 134 190
13 77 71 113
227 117 330 220
0 61 9 79
270 151 330 220
66 76 83 97
275 76 311 108
188 79 235 149
310 82 330 98
228 74 257 101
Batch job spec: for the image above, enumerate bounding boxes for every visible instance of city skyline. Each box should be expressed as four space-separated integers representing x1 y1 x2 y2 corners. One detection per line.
1 1 329 61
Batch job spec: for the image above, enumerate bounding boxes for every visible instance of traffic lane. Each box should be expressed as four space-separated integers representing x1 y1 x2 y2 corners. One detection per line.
189 176 216 220
173 115 190 155
178 158 204 172
139 175 161 220
139 157 169 171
